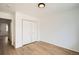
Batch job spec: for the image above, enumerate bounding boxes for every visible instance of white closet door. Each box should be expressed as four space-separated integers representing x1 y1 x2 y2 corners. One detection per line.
23 20 33 45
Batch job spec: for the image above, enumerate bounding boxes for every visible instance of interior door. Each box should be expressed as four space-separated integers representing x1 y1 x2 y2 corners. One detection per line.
23 20 33 45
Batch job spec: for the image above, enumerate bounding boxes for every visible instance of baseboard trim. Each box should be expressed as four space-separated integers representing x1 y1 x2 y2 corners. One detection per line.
39 41 79 53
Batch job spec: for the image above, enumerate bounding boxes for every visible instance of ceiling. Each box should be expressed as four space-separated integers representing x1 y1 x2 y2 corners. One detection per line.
0 3 79 19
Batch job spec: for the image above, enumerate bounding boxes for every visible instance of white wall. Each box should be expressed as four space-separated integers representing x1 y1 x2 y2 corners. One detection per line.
40 8 79 52
0 12 13 19
15 12 39 48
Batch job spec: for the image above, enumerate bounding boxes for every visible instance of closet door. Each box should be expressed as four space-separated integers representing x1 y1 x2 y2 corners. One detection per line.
23 20 33 45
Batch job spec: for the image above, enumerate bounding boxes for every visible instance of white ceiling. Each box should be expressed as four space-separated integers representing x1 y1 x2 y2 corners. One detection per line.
0 3 79 19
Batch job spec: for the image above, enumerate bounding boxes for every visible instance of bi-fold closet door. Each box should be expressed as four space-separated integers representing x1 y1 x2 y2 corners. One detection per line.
22 20 37 45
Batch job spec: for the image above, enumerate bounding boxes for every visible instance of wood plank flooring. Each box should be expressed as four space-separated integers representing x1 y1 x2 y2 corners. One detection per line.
1 41 79 55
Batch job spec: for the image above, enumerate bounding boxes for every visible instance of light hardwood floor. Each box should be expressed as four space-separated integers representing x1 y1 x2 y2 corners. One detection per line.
1 41 79 55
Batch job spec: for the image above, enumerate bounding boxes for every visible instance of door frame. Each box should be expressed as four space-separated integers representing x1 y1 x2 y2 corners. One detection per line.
22 19 38 46
0 18 12 45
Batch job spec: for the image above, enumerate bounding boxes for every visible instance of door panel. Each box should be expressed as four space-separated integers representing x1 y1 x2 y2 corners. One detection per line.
23 20 32 45
31 22 37 42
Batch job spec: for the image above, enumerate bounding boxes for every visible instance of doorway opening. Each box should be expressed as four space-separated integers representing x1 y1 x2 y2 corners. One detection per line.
0 18 11 54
